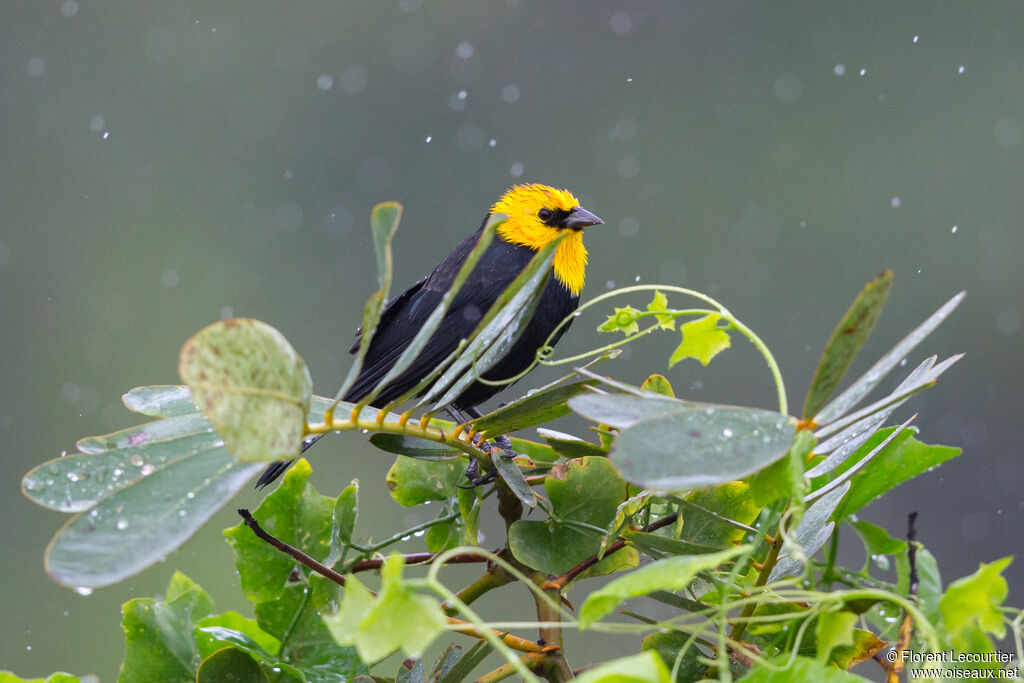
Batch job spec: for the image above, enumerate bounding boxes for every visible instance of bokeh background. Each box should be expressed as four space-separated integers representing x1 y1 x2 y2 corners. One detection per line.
3 2 1022 679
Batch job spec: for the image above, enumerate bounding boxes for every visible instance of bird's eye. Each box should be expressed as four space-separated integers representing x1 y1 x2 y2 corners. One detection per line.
537 208 554 223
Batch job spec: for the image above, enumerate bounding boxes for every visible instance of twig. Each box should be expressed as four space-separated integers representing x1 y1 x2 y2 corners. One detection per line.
349 552 488 572
545 513 679 591
887 511 919 683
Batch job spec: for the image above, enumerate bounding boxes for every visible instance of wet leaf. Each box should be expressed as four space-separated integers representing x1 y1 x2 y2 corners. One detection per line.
574 651 672 683
608 404 795 491
803 271 892 419
569 393 695 430
597 305 641 336
642 631 701 682
179 318 312 463
45 450 261 588
195 648 267 683
370 433 463 460
768 482 849 581
470 380 596 438
122 385 197 418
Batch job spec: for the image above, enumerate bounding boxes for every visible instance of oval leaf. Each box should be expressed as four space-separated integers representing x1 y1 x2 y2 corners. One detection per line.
609 406 795 491
179 318 312 463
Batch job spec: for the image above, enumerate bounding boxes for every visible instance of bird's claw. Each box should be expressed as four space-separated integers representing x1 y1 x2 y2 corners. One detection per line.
458 435 520 487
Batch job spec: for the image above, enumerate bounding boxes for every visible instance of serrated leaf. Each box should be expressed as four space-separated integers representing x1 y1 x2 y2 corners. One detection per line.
45 450 261 588
607 404 795 491
940 557 1012 649
323 574 375 647
803 271 893 419
598 305 641 336
508 457 628 574
828 629 888 669
736 655 872 682
118 572 214 682
224 459 336 602
385 457 464 507
579 545 749 626
179 318 312 463
668 314 730 367
646 290 676 331
815 609 858 662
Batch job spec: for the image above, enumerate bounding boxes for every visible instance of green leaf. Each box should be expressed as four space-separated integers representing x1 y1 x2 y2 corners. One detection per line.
354 557 448 662
668 314 730 367
640 373 675 397
457 487 480 545
436 641 493 683
323 574 376 647
737 655 872 682
538 428 607 459
179 318 313 463
624 531 721 557
851 520 906 560
579 545 749 626
509 457 629 575
896 545 942 624
122 384 197 418
566 546 640 589
681 482 760 548
747 429 813 506
828 629 888 669
119 572 214 682
813 290 964 425
196 647 268 683
425 518 460 553
0 674 82 683
257 582 365 681
574 651 672 683
569 393 695 430
607 403 795 491
598 305 642 336
24 420 224 513
646 290 676 331
830 428 961 521
815 609 858 661
470 380 596 438
429 643 463 682
370 433 463 460
803 271 893 419
493 450 539 509
940 557 1012 650
45 448 260 588
195 612 281 660
328 481 359 565
641 631 701 682
385 457 464 507
769 482 848 581
224 459 336 602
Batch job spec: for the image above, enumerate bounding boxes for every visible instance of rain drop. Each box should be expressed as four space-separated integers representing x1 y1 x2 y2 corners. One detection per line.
425 135 432 143
833 64 845 76
129 454 144 467
890 196 901 208
413 529 426 537
116 519 130 530
186 491 195 499
722 428 734 438
912 35 919 44
859 68 867 76
957 65 965 74
951 225 958 234
140 464 155 476
73 586 93 596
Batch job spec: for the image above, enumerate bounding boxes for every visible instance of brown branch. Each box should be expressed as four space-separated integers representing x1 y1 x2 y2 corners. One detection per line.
237 509 549 655
349 552 489 572
238 508 349 586
887 512 919 683
476 653 548 683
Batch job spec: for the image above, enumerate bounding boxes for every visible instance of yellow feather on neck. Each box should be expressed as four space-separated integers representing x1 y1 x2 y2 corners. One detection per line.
491 184 589 296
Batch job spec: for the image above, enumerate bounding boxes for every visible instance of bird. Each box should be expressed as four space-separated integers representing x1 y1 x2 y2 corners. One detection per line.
256 184 603 488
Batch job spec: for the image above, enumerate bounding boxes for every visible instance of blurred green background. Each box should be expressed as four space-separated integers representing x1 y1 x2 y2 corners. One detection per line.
3 1 1022 679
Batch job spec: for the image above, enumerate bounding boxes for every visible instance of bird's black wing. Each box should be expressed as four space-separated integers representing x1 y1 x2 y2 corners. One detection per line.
343 227 535 405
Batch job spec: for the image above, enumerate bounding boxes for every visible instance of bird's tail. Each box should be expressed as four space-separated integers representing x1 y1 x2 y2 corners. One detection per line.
254 433 325 489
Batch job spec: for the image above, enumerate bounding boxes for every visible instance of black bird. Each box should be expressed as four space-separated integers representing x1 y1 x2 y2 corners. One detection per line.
256 184 603 488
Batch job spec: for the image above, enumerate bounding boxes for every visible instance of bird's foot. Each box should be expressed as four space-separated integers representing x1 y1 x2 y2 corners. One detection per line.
457 435 519 487
458 458 497 488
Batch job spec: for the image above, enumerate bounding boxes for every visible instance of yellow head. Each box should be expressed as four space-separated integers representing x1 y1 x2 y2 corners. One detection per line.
490 184 603 296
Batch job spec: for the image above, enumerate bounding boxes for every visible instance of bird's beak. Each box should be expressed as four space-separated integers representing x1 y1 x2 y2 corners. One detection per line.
561 206 604 230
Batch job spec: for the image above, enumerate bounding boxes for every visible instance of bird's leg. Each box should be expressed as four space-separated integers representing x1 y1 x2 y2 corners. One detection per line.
447 406 517 487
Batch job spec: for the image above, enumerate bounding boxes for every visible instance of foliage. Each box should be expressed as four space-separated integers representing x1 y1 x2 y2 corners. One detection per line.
16 205 1023 683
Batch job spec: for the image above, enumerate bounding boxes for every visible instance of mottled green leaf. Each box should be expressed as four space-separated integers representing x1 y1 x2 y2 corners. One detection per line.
940 557 1012 650
681 482 760 548
122 385 197 418
385 457 463 507
803 271 893 419
179 318 312 462
736 655 871 682
574 651 672 683
640 373 675 396
815 609 858 661
598 305 642 336
509 457 628 574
